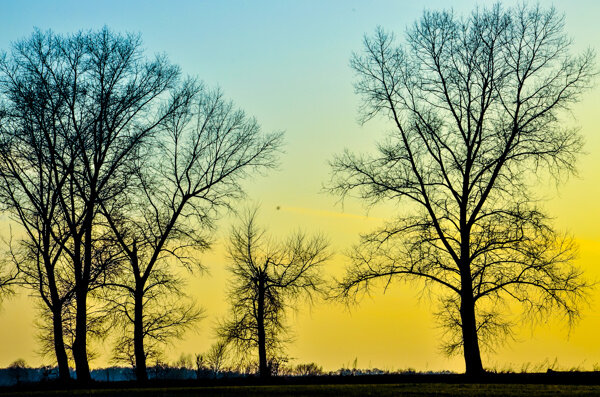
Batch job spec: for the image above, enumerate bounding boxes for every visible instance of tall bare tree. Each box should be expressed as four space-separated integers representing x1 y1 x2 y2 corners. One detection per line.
219 210 330 378
330 4 595 375
100 85 283 381
0 32 77 380
0 28 190 382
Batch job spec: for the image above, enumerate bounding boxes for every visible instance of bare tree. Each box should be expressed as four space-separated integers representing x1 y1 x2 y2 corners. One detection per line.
0 32 78 380
99 85 283 381
219 209 330 378
0 28 190 382
330 4 595 375
204 340 229 377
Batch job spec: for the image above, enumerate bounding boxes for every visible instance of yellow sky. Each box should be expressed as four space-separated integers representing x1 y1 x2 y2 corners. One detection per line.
3 197 600 372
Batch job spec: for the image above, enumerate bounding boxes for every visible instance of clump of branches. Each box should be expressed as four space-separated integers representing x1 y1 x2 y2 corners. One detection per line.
0 237 21 301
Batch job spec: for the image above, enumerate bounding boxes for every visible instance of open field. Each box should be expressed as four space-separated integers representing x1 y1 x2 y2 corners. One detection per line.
2 384 600 397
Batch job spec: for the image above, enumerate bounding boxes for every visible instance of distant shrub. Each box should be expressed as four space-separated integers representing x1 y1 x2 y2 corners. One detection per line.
8 359 28 384
295 363 323 376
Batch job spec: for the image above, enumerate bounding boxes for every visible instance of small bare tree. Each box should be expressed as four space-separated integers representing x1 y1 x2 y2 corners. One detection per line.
194 353 207 379
219 209 330 378
331 4 595 375
205 340 229 377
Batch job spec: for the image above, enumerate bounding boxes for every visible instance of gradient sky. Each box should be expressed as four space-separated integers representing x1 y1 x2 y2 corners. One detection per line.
0 0 599 372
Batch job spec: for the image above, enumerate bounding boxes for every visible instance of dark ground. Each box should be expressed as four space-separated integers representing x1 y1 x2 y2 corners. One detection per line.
2 384 600 396
2 373 600 396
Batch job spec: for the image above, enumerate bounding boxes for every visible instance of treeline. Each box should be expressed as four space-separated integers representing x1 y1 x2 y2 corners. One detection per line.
0 2 597 384
0 358 429 386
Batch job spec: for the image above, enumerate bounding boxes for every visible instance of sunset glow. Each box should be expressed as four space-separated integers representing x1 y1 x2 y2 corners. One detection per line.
0 0 598 375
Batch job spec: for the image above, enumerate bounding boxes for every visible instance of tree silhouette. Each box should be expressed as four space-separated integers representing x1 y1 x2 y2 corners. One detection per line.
331 4 595 375
219 209 330 378
0 30 80 380
0 28 190 382
100 85 283 381
204 340 229 377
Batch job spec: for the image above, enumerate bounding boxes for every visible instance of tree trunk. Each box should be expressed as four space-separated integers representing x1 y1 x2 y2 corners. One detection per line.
134 286 148 381
257 279 269 378
459 212 484 376
73 212 93 383
72 285 91 383
46 255 71 382
51 306 71 382
460 287 484 376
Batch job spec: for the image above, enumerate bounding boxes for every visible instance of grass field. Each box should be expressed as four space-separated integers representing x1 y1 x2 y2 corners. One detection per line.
2 383 600 397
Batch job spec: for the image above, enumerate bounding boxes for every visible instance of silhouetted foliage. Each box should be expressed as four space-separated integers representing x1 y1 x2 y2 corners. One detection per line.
331 4 595 376
219 209 330 378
